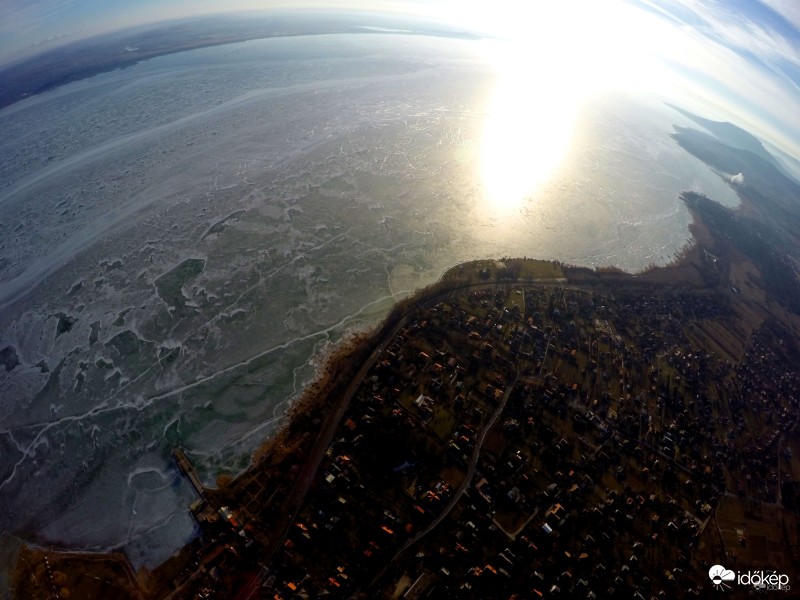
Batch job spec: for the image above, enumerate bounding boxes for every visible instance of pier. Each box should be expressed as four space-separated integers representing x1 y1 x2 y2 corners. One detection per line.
172 448 205 498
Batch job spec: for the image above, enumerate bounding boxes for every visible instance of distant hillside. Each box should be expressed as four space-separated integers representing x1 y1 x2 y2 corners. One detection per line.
765 140 800 183
668 104 782 169
672 125 800 220
0 12 479 111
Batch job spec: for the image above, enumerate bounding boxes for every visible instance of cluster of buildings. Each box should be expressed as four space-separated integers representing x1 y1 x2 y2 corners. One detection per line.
245 280 795 598
12 259 800 599
146 271 798 599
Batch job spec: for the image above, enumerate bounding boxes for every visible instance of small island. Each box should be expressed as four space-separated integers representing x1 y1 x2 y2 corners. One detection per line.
11 194 800 598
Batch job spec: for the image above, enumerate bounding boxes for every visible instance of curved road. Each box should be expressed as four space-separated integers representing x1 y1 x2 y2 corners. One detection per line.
367 369 520 590
252 276 564 595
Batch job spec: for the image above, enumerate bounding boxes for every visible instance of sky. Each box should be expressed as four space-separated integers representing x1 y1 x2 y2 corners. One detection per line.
1 0 800 159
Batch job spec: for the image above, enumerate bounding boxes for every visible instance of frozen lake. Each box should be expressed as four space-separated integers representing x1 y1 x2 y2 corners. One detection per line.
0 32 740 567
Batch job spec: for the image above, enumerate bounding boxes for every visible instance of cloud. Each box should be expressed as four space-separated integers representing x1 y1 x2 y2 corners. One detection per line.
731 172 745 186
759 0 800 33
629 0 800 158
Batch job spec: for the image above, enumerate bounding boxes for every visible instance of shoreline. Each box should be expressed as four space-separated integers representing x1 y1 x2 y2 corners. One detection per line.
7 206 776 596
214 202 714 497
249 326 374 467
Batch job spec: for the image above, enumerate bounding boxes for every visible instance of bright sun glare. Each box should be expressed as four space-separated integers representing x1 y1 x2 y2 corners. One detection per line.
457 1 673 212
480 43 584 212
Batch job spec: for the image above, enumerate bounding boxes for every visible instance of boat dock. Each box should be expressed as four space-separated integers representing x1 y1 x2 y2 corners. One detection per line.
172 448 205 497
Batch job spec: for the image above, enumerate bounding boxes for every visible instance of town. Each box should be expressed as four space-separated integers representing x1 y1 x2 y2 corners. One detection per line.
12 258 800 599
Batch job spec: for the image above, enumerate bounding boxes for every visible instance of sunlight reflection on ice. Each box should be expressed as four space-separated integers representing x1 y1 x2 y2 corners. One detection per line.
480 44 583 212
476 2 676 213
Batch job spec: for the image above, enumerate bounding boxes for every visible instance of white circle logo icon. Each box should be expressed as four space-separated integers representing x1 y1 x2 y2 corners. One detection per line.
709 564 736 590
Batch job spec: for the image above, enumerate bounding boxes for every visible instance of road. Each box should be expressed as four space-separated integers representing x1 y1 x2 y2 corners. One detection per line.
260 278 565 562
260 315 412 564
230 276 566 596
367 370 520 589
